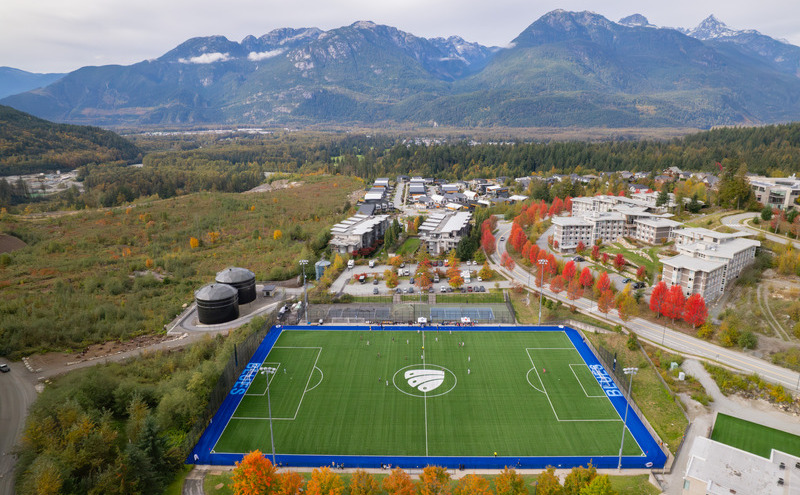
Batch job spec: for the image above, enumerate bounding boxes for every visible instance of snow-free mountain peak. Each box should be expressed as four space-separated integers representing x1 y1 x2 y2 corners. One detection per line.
618 14 657 29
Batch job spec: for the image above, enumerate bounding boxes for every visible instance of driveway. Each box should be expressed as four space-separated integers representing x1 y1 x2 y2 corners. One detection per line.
722 212 800 250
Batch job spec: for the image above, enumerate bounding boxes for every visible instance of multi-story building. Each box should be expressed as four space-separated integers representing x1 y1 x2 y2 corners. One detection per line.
633 218 682 244
682 437 798 495
748 175 800 210
329 214 390 254
552 211 625 252
661 254 726 301
418 211 472 256
664 227 760 297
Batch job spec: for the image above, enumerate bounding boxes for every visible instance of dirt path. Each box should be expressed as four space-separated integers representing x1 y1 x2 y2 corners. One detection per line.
757 284 790 341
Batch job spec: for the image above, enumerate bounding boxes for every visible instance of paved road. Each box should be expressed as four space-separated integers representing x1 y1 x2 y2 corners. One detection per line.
0 361 38 495
492 223 800 391
722 212 800 250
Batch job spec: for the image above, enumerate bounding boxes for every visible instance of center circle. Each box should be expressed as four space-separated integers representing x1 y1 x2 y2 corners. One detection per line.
392 364 458 398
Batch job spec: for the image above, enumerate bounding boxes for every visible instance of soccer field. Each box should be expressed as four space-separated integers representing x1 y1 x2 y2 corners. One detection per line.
191 325 665 469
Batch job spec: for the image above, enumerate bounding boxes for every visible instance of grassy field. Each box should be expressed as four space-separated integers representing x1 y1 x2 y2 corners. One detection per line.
711 413 800 458
0 175 361 357
396 237 421 256
212 329 641 458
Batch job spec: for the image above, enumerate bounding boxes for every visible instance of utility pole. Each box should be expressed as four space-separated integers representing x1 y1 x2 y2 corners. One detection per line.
537 259 548 325
259 366 277 465
299 259 309 323
618 367 638 470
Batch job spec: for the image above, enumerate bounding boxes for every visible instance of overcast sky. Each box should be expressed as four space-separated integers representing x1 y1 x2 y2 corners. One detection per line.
2 0 800 73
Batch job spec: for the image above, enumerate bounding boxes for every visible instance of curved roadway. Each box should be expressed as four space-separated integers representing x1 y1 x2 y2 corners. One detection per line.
722 211 800 250
491 221 800 391
0 361 37 495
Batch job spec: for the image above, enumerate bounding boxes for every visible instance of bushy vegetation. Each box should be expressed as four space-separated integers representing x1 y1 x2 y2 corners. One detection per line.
0 104 141 176
14 318 265 495
0 175 360 357
704 363 795 404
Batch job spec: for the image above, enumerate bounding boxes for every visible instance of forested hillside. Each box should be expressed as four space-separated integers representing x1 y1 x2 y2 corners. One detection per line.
0 105 141 175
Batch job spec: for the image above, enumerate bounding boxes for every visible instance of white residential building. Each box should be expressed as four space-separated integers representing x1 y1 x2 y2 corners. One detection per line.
418 211 472 256
748 175 800 210
683 436 799 495
552 211 625 252
664 227 760 297
662 255 726 301
329 214 390 254
633 217 682 244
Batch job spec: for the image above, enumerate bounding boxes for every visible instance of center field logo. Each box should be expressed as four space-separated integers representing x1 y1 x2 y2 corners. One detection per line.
393 365 457 398
405 369 445 392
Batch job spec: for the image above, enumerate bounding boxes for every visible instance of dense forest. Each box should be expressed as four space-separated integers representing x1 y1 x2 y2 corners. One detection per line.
0 105 141 175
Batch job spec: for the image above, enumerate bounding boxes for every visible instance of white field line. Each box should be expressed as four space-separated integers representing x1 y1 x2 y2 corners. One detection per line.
423 330 428 457
569 363 607 398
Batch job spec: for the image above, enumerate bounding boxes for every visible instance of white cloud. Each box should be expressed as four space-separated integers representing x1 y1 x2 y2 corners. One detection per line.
179 52 230 64
248 49 285 61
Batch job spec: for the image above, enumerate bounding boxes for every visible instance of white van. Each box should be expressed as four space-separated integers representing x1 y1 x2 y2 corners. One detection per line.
347 259 354 269
368 260 375 268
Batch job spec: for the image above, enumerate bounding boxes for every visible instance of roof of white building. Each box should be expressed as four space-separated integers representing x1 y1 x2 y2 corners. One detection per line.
662 254 726 272
552 216 592 227
419 211 472 235
634 217 682 228
685 437 798 495
330 214 389 236
680 238 760 259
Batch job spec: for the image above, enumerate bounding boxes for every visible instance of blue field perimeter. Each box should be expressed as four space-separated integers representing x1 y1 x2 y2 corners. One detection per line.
189 325 667 469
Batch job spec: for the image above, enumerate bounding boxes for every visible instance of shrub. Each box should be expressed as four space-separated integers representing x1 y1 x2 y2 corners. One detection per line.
739 331 758 350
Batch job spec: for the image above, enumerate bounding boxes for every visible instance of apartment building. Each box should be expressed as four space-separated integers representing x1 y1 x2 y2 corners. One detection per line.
551 211 625 252
633 218 682 244
418 211 472 256
329 214 390 254
748 175 800 210
661 255 726 301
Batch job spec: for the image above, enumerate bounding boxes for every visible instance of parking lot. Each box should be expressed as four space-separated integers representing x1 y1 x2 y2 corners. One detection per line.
332 261 514 297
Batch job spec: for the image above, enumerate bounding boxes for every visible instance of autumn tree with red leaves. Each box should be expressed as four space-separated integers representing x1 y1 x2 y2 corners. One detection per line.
562 260 577 280
576 241 586 255
682 294 708 328
550 275 565 294
662 285 686 322
614 253 626 270
591 244 600 261
595 271 611 295
567 277 583 301
529 244 540 264
231 451 279 495
481 228 496 255
501 252 516 271
598 290 614 314
649 281 668 317
579 267 594 292
601 252 610 265
636 265 647 281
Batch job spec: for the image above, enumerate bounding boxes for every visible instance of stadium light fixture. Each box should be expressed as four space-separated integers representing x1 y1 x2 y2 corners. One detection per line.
617 367 638 470
259 366 278 465
537 259 548 325
299 260 309 323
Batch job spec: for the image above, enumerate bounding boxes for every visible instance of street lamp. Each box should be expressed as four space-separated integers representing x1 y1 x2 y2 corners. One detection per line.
617 367 638 470
299 259 309 324
259 366 278 465
537 259 548 325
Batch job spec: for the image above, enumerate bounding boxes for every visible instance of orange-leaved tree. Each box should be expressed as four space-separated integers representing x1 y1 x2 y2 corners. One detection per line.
418 465 451 495
231 450 279 495
598 289 614 315
535 466 563 495
382 467 416 495
495 467 527 495
305 467 344 495
563 462 597 494
277 471 304 495
454 473 490 495
349 469 379 495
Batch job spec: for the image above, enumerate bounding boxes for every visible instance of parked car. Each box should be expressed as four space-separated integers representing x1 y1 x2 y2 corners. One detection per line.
373 288 379 295
633 282 646 289
467 286 473 292
622 278 632 283
573 256 585 262
408 287 415 294
400 262 405 268
0 363 9 373
369 260 375 268
373 278 379 285
440 286 447 293
477 276 482 282
480 286 486 292
428 288 434 293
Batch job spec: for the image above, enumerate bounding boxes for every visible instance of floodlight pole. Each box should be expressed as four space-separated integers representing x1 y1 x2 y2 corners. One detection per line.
299 259 309 324
617 367 638 470
259 366 277 465
537 259 548 325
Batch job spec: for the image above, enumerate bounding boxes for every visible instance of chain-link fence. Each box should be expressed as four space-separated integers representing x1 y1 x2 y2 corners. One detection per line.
306 302 515 325
184 311 279 451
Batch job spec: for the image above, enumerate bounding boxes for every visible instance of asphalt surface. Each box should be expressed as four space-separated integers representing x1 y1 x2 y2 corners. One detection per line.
0 360 37 495
722 211 800 250
492 221 800 390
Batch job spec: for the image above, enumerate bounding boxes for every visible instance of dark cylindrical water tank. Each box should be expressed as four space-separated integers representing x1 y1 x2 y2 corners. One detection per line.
215 267 256 304
195 283 239 324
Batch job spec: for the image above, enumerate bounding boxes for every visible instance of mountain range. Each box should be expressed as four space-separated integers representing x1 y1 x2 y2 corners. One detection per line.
0 67 64 99
3 11 800 129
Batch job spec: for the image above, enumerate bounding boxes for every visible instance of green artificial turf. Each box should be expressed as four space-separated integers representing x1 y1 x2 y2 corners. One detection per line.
711 413 800 458
212 330 641 458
